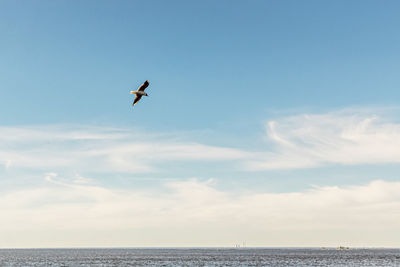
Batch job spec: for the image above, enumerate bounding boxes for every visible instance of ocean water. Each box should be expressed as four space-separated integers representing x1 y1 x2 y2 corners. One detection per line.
0 248 399 266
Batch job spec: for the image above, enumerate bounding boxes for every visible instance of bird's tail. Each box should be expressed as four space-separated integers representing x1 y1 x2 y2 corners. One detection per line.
130 90 135 94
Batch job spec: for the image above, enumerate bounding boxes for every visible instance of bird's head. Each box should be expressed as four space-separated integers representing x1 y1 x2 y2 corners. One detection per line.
130 90 135 94
145 93 149 96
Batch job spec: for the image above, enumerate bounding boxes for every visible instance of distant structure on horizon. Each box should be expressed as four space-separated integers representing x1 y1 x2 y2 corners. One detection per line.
234 242 246 248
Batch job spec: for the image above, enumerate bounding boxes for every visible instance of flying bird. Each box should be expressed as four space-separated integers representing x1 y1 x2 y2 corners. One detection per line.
130 80 150 107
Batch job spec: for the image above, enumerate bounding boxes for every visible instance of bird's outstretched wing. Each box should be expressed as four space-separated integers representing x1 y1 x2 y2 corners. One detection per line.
133 95 142 106
138 80 149 91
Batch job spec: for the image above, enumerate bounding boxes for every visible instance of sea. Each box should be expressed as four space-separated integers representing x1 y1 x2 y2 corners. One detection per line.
0 248 399 266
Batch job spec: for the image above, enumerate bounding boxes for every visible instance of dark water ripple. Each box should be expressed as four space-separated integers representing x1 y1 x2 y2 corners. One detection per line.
0 248 399 266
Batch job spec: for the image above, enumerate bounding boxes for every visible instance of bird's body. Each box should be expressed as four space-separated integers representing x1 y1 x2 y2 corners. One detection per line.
130 90 148 96
130 80 149 106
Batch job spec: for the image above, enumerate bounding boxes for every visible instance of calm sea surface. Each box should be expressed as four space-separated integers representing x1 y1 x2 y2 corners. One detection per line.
0 248 399 266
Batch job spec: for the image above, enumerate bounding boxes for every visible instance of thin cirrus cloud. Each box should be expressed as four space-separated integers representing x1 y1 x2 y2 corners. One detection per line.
0 125 249 173
246 108 400 170
1 175 400 247
1 108 400 173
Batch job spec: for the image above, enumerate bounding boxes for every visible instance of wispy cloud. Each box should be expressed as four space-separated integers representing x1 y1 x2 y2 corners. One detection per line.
247 109 400 170
2 108 400 173
0 125 249 173
1 176 400 247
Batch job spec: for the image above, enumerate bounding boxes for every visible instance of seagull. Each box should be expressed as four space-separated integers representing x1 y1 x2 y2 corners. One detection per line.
130 80 149 107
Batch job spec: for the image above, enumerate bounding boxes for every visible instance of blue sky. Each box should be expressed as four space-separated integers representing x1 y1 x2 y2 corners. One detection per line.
1 0 400 247
2 0 400 126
